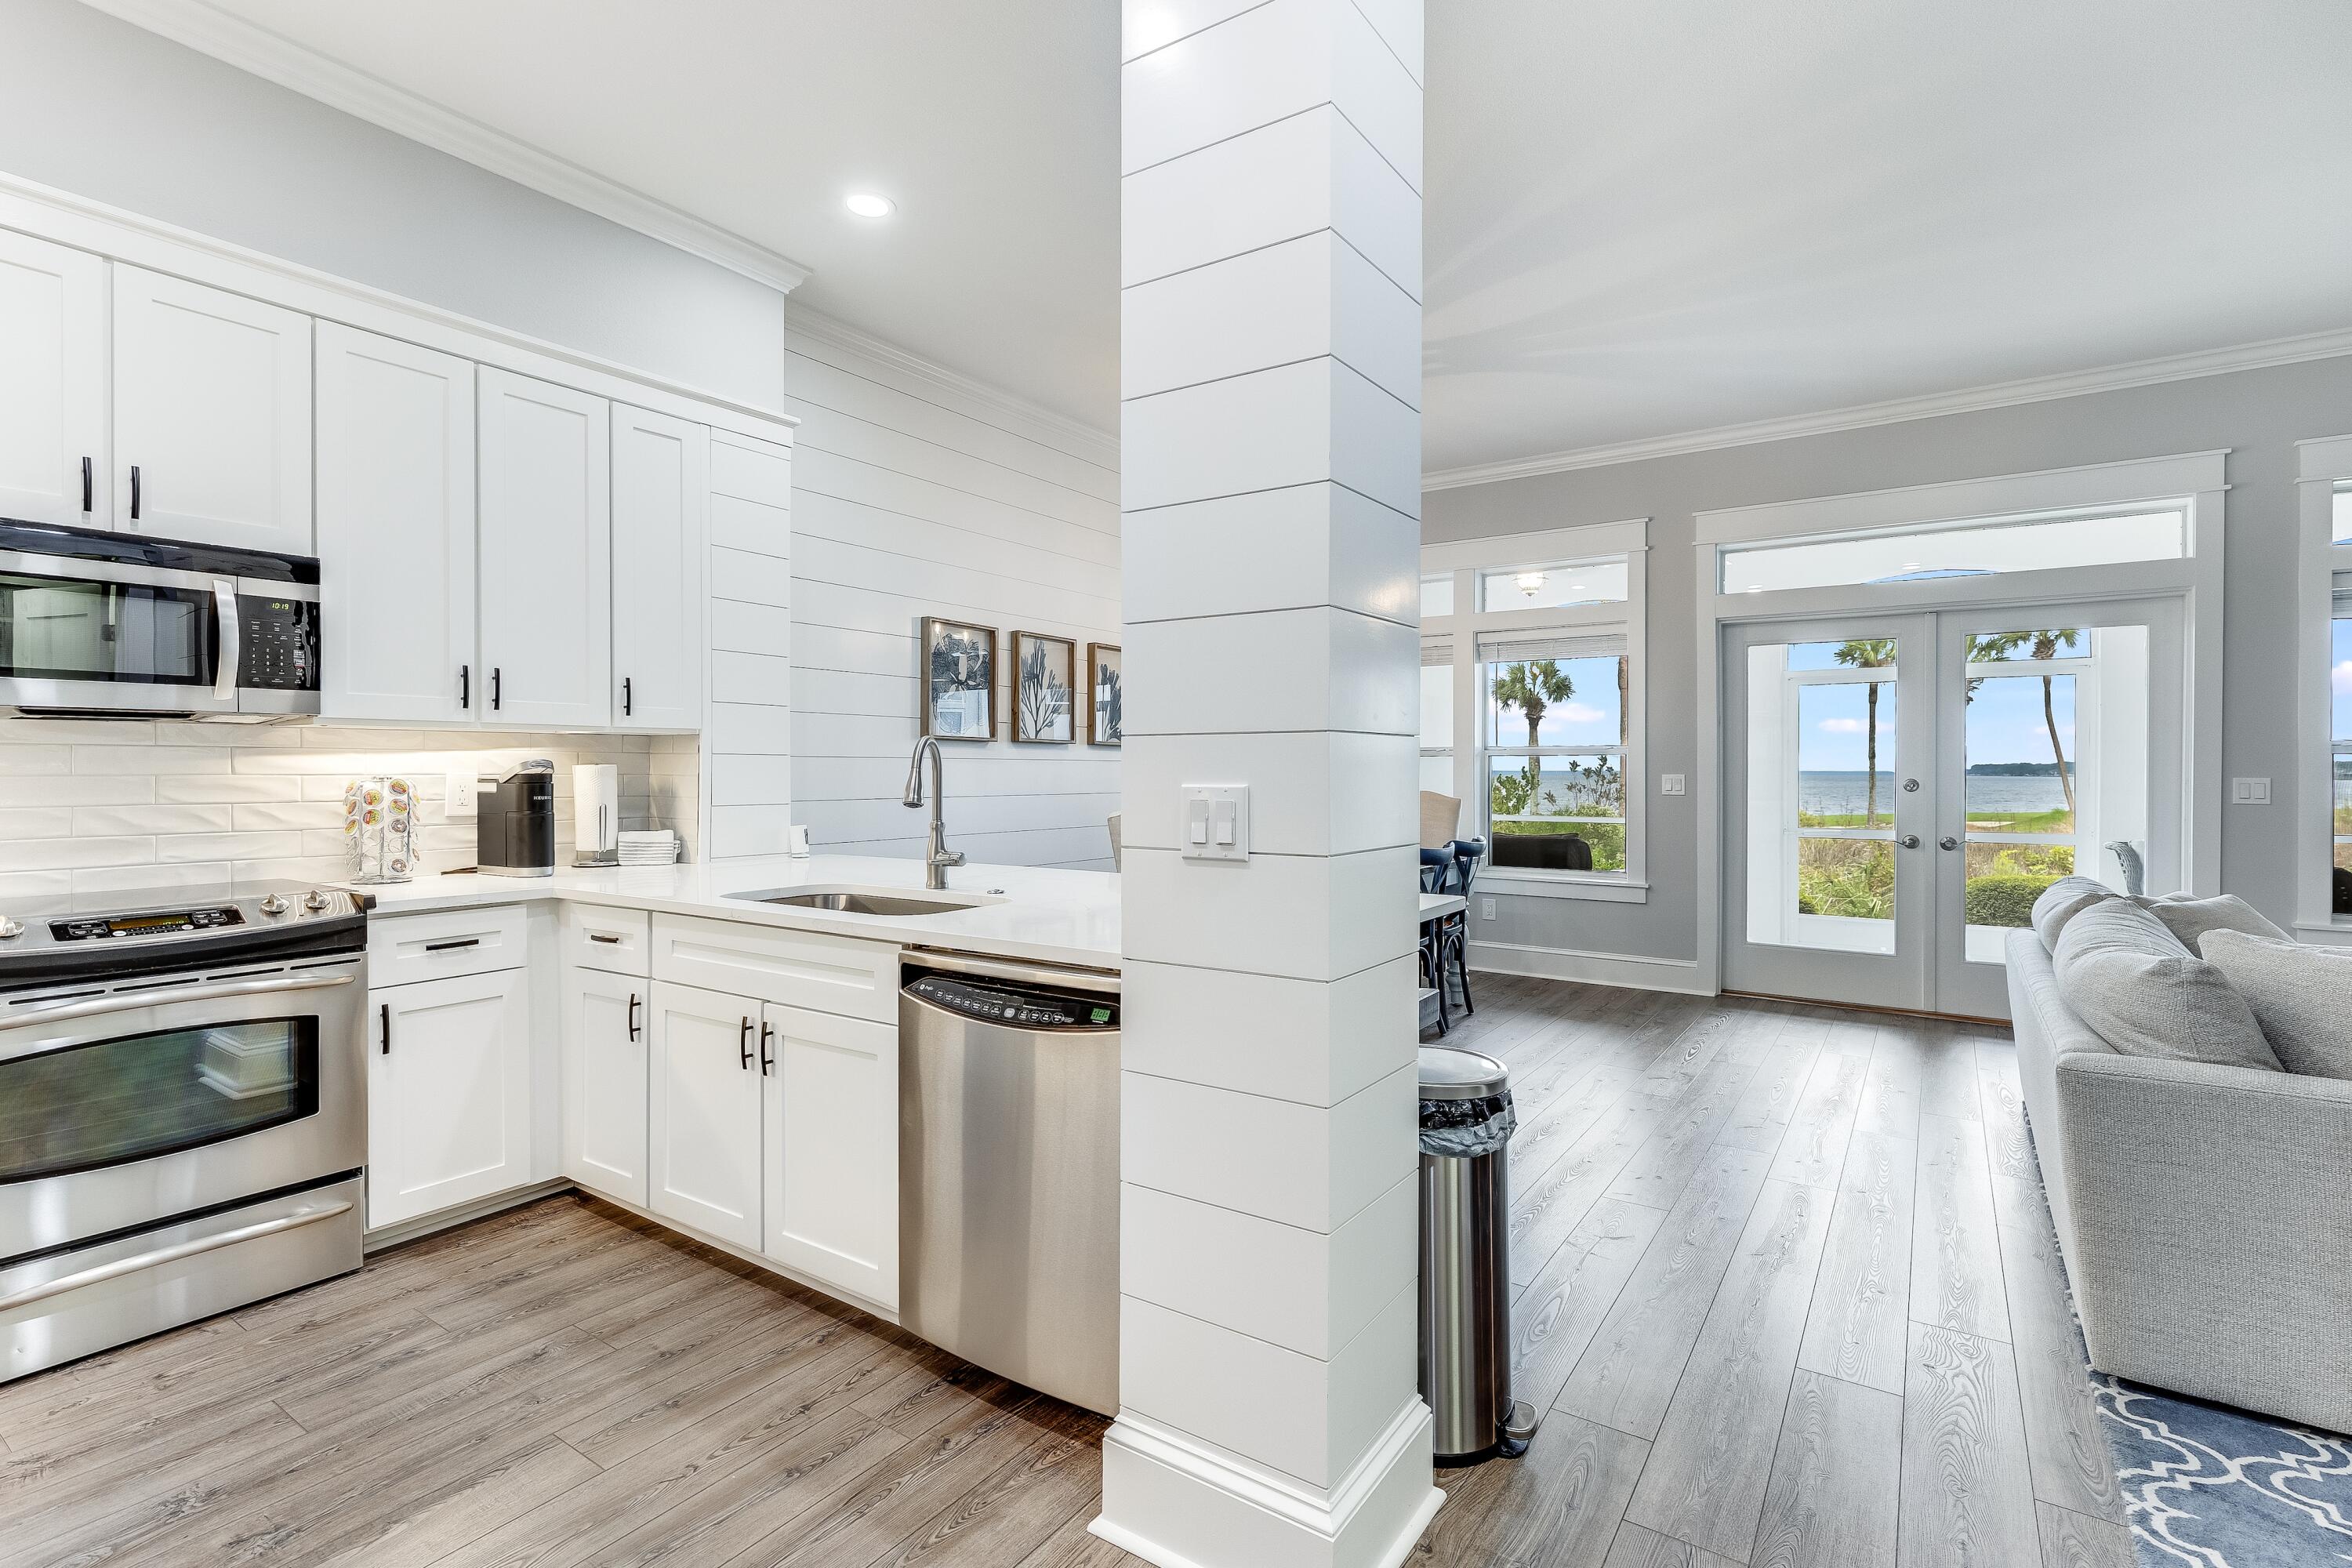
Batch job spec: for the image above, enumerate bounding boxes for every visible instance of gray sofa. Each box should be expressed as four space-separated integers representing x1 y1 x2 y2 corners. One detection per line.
2008 928 2352 1432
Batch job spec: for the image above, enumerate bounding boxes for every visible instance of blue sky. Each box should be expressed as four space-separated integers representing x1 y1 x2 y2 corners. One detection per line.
1486 655 1623 748
1795 671 2074 771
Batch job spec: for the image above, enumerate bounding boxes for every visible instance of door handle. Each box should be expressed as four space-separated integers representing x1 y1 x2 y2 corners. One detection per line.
381 1001 391 1054
760 1020 774 1076
0 1200 354 1314
1898 833 1922 849
129 463 141 521
212 579 241 702
627 993 641 1042
1 971 356 1039
739 1015 753 1070
81 456 92 514
1939 836 1960 851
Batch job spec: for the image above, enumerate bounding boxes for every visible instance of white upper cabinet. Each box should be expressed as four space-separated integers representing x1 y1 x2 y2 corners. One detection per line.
111 265 311 554
611 404 708 730
0 231 106 528
478 368 611 728
315 324 477 723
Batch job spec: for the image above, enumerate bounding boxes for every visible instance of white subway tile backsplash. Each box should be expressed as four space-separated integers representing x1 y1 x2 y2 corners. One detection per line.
158 775 304 804
0 836 156 872
0 746 71 775
0 808 75 840
74 746 233 775
0 775 152 806
72 805 234 837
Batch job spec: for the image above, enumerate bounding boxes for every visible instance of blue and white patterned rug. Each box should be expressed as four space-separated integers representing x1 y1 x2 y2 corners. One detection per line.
2100 1376 2352 1566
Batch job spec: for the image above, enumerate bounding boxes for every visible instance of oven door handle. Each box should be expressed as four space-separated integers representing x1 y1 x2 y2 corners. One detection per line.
213 578 241 702
0 1199 354 1314
0 971 358 1036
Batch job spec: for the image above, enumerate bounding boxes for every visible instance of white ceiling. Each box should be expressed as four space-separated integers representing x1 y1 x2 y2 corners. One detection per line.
116 2 2352 472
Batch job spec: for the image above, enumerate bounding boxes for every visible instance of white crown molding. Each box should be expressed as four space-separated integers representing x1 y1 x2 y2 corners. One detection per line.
74 0 811 295
786 301 1121 469
1423 325 2352 492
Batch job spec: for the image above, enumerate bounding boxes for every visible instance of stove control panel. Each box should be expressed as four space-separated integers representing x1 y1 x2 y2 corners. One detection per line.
49 906 247 942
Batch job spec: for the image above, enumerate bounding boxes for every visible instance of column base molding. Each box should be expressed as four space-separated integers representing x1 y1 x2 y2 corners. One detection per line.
1091 1400 1441 1568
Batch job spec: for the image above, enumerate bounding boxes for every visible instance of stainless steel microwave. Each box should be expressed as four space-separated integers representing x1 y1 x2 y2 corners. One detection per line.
0 520 319 720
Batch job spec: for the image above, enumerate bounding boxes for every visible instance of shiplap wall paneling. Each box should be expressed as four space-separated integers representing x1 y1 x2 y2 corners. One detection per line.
778 321 1120 870
703 427 794 858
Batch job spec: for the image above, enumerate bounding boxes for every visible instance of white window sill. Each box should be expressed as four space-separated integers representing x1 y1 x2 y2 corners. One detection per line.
2293 918 2352 946
1476 871 1649 904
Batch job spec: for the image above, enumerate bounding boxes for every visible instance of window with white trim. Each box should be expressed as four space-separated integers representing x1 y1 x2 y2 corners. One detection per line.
1420 524 1648 901
2297 445 2352 936
2332 510 2350 897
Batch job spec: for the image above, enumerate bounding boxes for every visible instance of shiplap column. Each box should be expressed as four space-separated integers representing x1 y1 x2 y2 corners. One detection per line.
1097 4 1436 1566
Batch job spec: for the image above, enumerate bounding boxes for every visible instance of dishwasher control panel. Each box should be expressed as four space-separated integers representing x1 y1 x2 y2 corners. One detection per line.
907 974 1117 1030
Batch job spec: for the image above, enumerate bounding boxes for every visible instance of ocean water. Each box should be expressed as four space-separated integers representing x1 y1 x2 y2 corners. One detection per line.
1797 771 2071 818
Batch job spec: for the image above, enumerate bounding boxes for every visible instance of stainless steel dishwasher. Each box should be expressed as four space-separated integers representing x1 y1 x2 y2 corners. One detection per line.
899 949 1120 1415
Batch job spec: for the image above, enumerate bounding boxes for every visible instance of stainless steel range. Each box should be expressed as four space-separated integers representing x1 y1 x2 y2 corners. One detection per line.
0 883 368 1382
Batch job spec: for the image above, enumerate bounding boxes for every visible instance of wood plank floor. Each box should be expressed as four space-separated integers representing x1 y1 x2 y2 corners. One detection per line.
2 977 2125 1568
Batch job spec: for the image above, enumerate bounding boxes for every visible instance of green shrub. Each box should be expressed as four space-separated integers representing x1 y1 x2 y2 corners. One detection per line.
1965 873 2059 929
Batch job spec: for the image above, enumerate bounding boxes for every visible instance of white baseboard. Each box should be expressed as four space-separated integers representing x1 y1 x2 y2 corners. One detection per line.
1093 1402 1442 1568
1467 939 1709 995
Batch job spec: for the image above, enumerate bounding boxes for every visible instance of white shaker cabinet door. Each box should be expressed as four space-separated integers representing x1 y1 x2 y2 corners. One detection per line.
611 404 706 731
561 966 649 1207
477 367 611 728
762 1004 898 1309
0 230 107 528
315 324 477 722
111 265 312 553
367 970 533 1230
647 980 763 1250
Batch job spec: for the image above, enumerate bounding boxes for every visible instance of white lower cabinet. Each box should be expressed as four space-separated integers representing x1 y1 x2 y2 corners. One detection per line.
647 979 765 1250
560 967 648 1207
367 967 532 1229
763 1004 898 1308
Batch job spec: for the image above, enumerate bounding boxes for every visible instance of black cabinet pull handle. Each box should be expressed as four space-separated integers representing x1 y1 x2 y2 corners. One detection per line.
491 667 501 710
622 676 632 717
759 1020 775 1076
424 938 479 953
459 664 470 710
587 932 622 945
627 993 641 1042
380 1002 391 1054
81 456 91 514
129 464 141 521
738 1016 753 1070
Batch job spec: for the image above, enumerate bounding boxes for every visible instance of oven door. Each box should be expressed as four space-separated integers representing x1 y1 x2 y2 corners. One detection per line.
0 960 365 1260
0 546 239 714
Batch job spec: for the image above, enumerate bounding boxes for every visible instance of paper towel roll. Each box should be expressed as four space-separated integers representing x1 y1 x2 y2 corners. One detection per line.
574 764 619 864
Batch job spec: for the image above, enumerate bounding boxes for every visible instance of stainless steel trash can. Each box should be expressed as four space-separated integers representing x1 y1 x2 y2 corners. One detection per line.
1418 1046 1537 1461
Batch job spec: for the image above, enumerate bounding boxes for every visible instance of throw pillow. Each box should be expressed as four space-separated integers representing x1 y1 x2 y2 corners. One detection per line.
2032 875 2118 951
2140 893 2290 949
2053 899 2281 1071
2199 931 2352 1079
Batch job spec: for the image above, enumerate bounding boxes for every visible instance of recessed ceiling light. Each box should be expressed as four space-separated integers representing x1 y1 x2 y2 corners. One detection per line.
844 191 895 219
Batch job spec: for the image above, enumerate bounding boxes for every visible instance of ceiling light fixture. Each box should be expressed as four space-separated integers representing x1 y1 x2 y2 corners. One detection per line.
844 191 895 219
1515 571 1548 597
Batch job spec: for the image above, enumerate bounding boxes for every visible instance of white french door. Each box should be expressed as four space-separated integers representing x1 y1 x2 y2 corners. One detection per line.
1724 597 2184 1018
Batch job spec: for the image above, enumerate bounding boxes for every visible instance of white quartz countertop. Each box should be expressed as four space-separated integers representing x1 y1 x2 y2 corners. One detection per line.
345 855 1121 971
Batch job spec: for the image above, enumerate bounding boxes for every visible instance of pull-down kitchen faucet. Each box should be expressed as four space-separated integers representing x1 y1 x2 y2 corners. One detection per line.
902 735 964 891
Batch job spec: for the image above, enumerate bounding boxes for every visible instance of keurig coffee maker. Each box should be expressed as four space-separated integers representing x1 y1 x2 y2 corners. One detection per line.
478 760 555 877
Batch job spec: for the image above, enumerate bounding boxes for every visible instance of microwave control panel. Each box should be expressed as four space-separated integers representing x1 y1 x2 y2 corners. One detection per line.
238 595 319 691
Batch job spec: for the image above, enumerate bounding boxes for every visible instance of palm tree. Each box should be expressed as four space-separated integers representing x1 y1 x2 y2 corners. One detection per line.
1491 661 1575 798
1831 638 1897 826
1965 630 2082 818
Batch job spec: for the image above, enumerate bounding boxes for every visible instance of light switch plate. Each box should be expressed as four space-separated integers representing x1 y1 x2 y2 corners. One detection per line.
444 772 480 820
1181 785 1250 862
1661 774 1686 797
1479 897 1497 920
2230 777 2271 804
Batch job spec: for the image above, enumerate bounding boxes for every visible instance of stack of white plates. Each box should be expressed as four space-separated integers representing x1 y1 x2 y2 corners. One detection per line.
618 829 680 866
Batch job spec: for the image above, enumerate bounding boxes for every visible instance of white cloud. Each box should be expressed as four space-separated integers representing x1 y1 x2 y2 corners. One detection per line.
1819 717 1866 734
2334 659 2352 696
1559 702 1606 724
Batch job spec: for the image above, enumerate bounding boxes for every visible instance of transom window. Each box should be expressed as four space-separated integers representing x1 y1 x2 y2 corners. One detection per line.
1721 506 2187 595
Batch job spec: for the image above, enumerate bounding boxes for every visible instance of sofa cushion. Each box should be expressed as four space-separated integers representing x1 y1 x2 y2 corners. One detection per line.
2052 900 2281 1071
2144 894 2288 949
2033 875 2120 951
2199 931 2352 1080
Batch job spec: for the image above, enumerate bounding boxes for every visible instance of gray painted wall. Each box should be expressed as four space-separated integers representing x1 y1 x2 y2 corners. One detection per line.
1425 352 2352 964
0 0 786 411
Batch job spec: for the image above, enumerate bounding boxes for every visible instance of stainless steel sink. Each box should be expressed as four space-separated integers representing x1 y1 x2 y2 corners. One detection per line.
739 891 976 916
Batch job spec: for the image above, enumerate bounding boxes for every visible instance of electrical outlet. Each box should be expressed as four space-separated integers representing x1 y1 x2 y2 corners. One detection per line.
444 771 481 819
1661 774 1686 797
2230 777 2271 805
1479 897 1497 920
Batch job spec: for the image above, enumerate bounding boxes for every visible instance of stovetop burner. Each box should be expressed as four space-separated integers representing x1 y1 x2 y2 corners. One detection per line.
0 881 368 991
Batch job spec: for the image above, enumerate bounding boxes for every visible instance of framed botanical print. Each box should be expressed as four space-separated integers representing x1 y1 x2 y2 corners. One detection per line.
1012 631 1077 744
921 617 996 740
1087 642 1122 747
